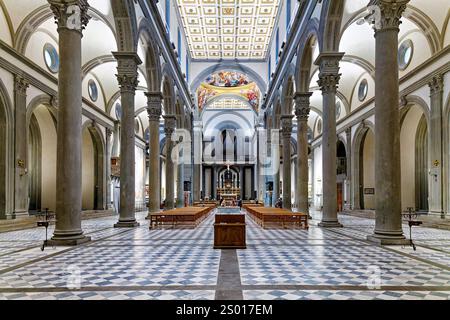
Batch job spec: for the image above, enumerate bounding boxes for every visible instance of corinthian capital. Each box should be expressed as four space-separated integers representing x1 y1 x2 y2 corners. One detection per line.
368 0 409 32
48 0 91 31
428 74 444 95
164 115 177 136
145 92 163 122
281 115 294 138
14 75 29 95
314 52 344 94
294 92 312 121
112 52 142 93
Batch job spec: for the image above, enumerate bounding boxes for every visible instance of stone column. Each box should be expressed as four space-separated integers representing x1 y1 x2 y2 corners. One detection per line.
265 130 273 207
111 120 120 157
271 129 280 206
212 165 217 200
113 52 141 228
315 52 344 228
164 115 176 210
48 0 90 245
367 0 409 244
193 121 202 202
256 125 265 202
146 92 162 220
13 75 29 217
281 115 293 209
105 127 113 210
295 92 312 217
345 127 352 210
176 138 184 208
428 75 444 217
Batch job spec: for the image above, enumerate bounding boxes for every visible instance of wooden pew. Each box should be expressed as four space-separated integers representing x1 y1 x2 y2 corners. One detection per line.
149 206 215 229
244 206 308 230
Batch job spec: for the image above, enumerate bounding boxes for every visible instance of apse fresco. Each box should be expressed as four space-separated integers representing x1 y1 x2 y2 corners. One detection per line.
205 71 250 87
197 71 260 112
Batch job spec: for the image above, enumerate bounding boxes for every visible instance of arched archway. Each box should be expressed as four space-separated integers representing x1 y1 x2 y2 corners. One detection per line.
400 104 429 212
28 104 57 212
336 139 347 212
352 122 375 210
0 82 13 218
81 122 105 210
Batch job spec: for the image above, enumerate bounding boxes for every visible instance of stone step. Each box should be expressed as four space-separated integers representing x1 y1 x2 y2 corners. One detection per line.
0 210 117 233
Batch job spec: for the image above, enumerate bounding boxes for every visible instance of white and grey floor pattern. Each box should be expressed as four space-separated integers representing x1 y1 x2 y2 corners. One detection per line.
0 209 449 300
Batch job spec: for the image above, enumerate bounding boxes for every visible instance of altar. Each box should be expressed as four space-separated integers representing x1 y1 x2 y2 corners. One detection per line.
220 193 238 207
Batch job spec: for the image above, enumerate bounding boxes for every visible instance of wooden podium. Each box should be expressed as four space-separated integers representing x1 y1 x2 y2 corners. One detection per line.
214 214 246 249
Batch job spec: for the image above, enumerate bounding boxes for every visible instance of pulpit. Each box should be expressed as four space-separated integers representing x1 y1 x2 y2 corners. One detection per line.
214 213 246 249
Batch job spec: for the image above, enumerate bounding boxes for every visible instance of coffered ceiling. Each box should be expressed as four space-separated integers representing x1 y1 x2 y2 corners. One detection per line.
176 0 281 60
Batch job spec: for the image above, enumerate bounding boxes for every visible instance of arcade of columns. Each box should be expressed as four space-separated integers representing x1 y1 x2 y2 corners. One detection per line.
43 0 410 245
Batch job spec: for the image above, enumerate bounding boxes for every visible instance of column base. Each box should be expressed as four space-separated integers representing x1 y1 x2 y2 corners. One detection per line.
318 220 343 228
367 233 409 245
114 220 140 228
47 235 91 246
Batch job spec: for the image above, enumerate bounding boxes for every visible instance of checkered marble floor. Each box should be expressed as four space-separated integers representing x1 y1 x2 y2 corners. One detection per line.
0 209 449 300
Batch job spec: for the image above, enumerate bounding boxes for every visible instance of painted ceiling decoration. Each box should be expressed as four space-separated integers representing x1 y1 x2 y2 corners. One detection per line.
197 71 260 112
176 0 281 60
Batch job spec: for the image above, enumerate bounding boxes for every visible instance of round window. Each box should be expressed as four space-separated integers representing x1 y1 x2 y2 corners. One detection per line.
317 118 322 135
358 79 368 102
398 39 413 70
43 43 59 73
88 79 98 102
135 119 140 134
115 102 122 120
336 101 342 119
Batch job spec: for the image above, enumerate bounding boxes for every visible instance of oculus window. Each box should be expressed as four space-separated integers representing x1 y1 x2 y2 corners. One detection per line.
43 43 59 74
88 79 98 102
115 102 122 120
358 79 368 102
398 39 413 70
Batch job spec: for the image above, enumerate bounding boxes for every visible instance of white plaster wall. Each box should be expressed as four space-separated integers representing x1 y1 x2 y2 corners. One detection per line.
0 6 12 46
0 67 14 102
362 130 375 209
400 104 424 209
135 146 145 203
350 74 375 112
82 74 106 112
82 128 95 210
34 105 56 212
161 160 166 200
313 145 323 208
25 29 59 75
399 28 432 77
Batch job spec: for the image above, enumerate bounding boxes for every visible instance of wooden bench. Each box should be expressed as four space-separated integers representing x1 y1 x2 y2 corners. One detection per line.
149 206 215 229
244 206 308 230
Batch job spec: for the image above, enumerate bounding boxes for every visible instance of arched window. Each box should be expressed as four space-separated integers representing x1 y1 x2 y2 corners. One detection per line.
286 0 292 33
165 0 170 34
275 28 280 64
